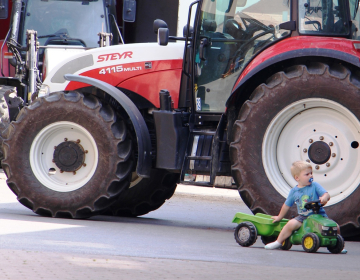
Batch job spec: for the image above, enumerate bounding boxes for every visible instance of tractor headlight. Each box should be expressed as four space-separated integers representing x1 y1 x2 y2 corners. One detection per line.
38 84 50 97
321 226 337 236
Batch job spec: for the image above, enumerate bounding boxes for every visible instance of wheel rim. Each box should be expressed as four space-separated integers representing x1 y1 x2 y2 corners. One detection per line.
303 236 314 249
238 226 250 242
262 98 360 206
30 121 98 192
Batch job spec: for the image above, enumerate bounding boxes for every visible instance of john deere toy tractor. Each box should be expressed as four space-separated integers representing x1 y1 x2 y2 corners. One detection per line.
233 200 345 253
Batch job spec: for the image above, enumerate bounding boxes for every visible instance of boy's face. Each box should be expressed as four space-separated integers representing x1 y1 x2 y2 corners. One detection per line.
295 168 313 186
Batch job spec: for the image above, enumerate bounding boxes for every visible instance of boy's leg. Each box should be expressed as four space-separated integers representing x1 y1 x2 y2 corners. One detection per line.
277 219 302 243
265 219 302 250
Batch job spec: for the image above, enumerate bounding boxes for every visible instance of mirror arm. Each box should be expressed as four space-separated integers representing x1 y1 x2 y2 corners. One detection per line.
199 38 208 61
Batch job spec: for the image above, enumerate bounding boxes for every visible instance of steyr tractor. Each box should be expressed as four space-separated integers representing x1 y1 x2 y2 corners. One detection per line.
2 0 360 238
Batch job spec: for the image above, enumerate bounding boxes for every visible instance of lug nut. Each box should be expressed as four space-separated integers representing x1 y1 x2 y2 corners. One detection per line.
309 139 313 143
315 165 320 170
326 163 330 167
54 146 57 149
85 150 88 154
52 159 55 163
73 171 76 175
306 159 310 163
303 148 308 153
319 136 324 140
64 138 68 141
60 170 64 173
76 139 81 144
332 153 336 157
83 163 86 167
329 142 333 146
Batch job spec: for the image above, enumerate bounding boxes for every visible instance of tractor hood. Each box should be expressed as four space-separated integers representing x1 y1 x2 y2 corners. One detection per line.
40 42 185 108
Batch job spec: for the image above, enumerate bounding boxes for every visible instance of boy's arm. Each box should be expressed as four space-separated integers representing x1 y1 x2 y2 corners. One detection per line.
271 204 290 223
319 192 330 205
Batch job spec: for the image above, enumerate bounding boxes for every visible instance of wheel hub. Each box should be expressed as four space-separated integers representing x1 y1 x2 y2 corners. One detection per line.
53 141 85 172
308 141 331 164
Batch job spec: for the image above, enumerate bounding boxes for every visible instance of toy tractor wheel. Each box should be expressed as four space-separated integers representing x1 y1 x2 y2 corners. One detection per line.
261 236 277 245
302 233 320 253
281 238 292 250
1 92 133 218
327 234 345 254
234 222 258 247
230 62 360 238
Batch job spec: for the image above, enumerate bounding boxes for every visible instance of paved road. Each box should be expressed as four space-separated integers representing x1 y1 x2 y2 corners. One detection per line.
0 170 359 279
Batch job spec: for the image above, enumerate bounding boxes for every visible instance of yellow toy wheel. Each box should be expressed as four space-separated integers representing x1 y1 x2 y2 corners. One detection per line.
302 233 320 253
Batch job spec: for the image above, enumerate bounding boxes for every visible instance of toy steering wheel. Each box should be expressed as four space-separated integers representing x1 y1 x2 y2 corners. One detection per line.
304 200 322 214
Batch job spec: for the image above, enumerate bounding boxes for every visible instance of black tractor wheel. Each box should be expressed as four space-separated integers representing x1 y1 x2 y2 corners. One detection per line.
104 168 179 217
327 234 345 254
1 91 133 218
260 235 277 245
302 233 320 253
281 238 293 251
234 222 258 247
230 62 360 238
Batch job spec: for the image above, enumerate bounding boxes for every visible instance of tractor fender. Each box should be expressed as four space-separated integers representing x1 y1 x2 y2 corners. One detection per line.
64 74 151 178
226 39 360 108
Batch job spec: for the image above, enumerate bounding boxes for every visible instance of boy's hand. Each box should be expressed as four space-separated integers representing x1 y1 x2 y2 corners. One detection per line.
319 192 330 206
271 216 282 223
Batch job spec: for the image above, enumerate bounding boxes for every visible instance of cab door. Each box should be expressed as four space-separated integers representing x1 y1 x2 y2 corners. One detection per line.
193 0 292 113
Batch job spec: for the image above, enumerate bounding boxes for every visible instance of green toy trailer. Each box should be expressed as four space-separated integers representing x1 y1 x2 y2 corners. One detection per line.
232 201 344 253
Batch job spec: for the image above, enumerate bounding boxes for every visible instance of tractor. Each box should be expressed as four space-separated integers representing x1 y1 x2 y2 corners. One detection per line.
2 0 360 238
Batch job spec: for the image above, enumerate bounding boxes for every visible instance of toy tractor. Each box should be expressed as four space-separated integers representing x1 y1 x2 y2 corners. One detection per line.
232 200 345 253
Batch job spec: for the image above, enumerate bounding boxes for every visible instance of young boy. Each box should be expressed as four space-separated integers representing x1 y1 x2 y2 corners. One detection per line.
264 160 347 253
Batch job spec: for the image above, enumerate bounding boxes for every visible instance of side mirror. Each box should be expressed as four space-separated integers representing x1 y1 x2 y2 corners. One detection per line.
0 0 9 19
236 0 247 7
157 28 169 46
153 19 168 34
183 25 194 37
123 0 136 22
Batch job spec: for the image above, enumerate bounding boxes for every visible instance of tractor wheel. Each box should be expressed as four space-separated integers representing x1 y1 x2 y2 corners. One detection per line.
1 91 133 218
302 233 320 253
327 234 345 254
230 62 360 238
234 221 258 247
260 235 277 245
104 168 179 217
281 238 293 251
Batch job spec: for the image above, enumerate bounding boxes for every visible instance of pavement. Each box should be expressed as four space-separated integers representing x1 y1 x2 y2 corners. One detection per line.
0 175 248 280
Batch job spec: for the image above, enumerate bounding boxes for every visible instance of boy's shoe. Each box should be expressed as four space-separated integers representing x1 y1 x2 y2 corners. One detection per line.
264 241 282 250
341 249 347 254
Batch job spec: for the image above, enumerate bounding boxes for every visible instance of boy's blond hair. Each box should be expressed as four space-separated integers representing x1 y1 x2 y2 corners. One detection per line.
291 161 312 179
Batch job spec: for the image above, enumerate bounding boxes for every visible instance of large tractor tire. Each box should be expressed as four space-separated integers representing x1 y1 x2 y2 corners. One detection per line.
1 91 133 218
104 168 179 217
230 62 360 238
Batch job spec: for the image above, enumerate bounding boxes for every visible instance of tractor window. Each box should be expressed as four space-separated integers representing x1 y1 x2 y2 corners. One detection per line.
194 0 291 113
22 0 107 48
350 0 360 39
298 0 350 35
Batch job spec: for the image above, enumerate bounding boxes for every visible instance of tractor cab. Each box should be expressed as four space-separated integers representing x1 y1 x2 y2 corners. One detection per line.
192 0 359 114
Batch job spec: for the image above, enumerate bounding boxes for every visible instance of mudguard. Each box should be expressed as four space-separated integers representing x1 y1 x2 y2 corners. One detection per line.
64 74 151 178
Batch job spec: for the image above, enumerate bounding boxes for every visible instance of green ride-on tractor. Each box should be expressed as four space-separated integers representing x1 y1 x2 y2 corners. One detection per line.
232 200 344 254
